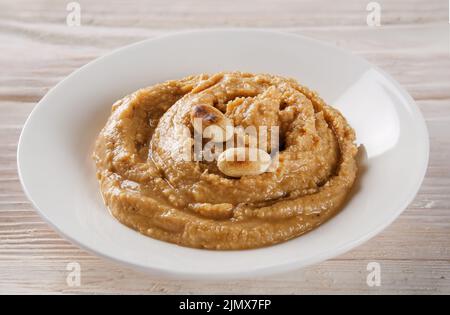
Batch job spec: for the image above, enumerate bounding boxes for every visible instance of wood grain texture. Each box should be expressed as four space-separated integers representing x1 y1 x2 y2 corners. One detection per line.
0 0 449 294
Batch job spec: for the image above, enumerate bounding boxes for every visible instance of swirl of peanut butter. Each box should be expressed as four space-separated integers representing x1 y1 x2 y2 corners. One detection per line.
94 72 357 249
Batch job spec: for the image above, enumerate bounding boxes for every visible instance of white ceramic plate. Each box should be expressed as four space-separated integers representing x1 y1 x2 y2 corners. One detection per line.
17 30 429 279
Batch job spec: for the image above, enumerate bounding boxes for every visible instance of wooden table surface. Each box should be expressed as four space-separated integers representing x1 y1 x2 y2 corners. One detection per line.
1 0 449 294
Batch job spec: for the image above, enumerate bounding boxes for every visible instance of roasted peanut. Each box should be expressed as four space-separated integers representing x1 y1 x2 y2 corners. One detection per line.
217 147 272 177
190 104 233 142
